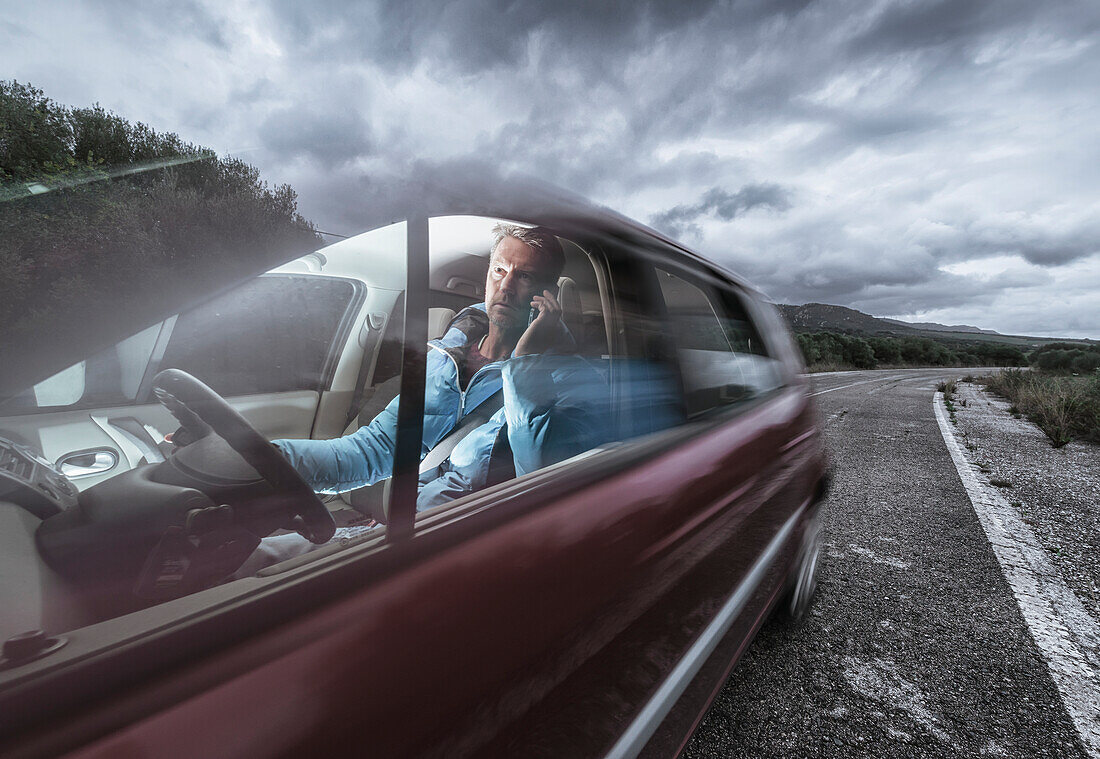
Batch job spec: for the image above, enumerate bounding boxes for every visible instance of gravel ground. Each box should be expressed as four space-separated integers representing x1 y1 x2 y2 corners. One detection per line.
682 369 1088 759
949 381 1100 624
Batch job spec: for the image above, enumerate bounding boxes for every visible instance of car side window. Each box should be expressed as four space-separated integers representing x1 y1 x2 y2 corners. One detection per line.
158 274 361 397
0 275 362 415
655 268 781 417
0 322 162 415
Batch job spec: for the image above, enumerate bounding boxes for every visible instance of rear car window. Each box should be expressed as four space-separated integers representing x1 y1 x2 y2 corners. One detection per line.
656 268 782 417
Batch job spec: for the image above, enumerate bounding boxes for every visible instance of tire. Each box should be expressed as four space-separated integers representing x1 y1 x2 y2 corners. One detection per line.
785 508 823 621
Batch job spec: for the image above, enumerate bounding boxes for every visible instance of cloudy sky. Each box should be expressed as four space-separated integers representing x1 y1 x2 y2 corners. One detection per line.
4 0 1099 337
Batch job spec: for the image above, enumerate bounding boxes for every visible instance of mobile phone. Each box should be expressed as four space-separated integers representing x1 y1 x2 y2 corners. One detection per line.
529 285 558 325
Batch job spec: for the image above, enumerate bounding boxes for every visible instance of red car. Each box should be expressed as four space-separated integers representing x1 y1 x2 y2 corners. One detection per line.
0 178 827 758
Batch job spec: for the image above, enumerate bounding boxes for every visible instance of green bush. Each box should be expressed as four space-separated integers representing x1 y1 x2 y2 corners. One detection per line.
1030 342 1100 372
868 337 902 365
1072 353 1100 374
983 369 1100 447
793 329 1028 372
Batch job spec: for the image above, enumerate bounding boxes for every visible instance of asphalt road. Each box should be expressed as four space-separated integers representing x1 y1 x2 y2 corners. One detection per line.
682 368 1090 759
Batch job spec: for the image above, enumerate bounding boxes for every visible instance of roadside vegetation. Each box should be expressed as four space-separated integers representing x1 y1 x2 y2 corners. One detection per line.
795 331 1027 372
938 379 959 424
1027 342 1100 374
981 369 1100 448
0 80 321 391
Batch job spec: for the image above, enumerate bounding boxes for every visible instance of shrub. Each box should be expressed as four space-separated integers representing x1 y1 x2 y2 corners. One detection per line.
792 330 1027 373
1072 353 1100 374
869 337 902 365
983 370 1100 447
1030 342 1100 372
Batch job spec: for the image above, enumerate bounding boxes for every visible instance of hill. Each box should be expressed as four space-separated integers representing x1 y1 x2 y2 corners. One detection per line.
776 303 920 336
881 318 998 335
776 303 1092 348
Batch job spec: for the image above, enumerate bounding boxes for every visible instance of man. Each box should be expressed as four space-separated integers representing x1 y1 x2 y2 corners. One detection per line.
235 224 606 572
272 223 610 515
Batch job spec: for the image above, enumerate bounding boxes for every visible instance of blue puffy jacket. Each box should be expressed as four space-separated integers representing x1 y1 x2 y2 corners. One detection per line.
274 304 613 511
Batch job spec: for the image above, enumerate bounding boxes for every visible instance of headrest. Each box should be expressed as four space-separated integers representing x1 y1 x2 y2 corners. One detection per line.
428 307 457 341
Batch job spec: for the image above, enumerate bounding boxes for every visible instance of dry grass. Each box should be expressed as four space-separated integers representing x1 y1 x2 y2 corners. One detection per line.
982 369 1100 448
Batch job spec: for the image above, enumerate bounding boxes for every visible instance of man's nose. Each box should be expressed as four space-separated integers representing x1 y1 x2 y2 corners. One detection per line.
500 270 517 293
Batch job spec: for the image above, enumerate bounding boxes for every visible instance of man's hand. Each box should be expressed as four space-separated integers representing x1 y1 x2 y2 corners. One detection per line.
514 289 562 356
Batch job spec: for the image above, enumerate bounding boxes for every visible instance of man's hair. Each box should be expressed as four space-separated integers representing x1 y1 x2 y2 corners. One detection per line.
490 223 566 283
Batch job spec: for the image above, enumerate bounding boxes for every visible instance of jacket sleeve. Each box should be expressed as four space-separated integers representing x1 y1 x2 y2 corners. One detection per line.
502 355 613 477
272 393 401 494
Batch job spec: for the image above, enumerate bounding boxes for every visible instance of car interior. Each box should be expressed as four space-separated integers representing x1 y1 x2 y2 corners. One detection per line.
0 216 620 648
337 219 612 525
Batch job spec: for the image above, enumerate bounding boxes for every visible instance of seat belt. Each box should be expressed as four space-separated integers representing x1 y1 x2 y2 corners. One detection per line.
345 375 402 435
418 389 504 475
348 389 505 523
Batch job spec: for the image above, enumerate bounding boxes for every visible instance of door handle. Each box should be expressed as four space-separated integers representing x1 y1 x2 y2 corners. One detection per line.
57 449 118 478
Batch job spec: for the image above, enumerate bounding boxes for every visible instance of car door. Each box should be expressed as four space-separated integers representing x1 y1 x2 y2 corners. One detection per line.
444 242 820 758
608 260 825 757
0 221 411 757
0 273 365 490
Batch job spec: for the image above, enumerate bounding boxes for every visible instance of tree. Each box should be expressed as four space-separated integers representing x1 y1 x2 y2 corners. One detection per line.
0 80 324 395
840 335 876 369
0 81 74 180
869 337 902 365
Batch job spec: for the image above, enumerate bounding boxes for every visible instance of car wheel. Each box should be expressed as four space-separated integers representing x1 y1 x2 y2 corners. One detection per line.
786 509 823 621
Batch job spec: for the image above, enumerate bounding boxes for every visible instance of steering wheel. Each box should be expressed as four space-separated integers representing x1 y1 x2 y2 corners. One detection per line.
152 368 336 544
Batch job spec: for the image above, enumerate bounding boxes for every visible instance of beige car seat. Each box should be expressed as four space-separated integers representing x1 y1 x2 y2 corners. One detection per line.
556 276 583 346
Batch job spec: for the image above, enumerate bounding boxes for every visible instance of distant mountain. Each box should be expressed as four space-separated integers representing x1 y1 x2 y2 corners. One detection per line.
776 303 922 336
775 302 1092 347
880 318 999 335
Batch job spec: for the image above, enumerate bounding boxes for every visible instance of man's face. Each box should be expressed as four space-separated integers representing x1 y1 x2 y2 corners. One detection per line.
484 236 555 331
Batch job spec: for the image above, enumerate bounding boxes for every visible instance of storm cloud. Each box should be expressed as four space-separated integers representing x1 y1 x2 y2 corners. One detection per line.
651 184 793 238
257 106 374 168
3 0 1098 337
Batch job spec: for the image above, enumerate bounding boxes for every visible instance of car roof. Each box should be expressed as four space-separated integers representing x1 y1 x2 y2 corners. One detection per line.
274 176 760 294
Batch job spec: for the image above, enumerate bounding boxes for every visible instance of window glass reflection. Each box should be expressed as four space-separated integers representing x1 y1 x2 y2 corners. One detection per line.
657 268 781 416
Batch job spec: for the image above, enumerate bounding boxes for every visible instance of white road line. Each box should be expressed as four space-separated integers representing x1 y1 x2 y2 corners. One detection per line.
811 375 907 396
933 392 1100 757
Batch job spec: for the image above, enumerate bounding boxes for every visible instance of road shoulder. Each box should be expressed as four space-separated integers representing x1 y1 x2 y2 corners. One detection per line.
934 388 1100 757
948 381 1100 619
